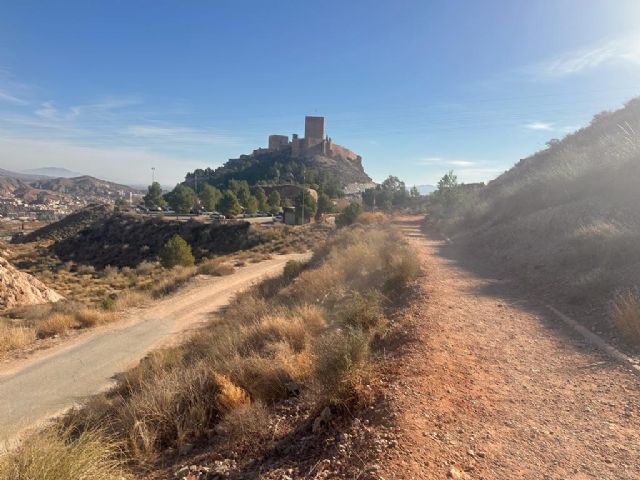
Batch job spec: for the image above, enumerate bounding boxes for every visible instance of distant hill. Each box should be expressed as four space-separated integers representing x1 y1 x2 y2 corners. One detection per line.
22 167 84 178
29 175 140 197
0 168 50 181
436 97 640 342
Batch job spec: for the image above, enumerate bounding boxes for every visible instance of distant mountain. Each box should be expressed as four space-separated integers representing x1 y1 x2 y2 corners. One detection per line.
0 168 50 181
29 176 140 197
22 167 84 178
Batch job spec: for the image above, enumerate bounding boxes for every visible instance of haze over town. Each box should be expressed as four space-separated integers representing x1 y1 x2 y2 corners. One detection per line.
1 1 640 186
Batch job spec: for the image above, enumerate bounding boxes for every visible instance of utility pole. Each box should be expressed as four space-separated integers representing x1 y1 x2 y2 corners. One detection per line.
151 167 156 184
194 171 198 193
301 172 305 225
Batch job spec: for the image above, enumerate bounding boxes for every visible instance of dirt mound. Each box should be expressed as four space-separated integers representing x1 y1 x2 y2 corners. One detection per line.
0 255 63 311
51 213 258 268
12 204 113 244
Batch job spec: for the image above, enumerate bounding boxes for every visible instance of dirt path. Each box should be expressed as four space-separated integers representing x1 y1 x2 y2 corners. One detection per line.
381 217 640 479
0 253 308 444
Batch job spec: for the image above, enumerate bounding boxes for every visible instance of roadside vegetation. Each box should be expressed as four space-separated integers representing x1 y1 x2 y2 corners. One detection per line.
0 222 418 478
426 97 640 347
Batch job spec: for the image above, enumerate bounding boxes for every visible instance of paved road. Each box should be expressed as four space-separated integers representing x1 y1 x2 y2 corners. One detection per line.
0 253 308 443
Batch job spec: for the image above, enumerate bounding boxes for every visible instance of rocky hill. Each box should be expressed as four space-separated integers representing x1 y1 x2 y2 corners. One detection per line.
0 255 63 311
12 204 113 244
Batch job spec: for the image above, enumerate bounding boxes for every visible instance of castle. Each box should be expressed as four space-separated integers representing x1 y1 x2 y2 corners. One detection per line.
252 116 361 162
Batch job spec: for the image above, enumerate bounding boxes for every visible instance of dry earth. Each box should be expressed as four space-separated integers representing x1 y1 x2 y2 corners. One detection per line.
380 217 640 479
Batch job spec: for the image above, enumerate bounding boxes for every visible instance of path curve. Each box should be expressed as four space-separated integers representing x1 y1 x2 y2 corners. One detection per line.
0 253 309 443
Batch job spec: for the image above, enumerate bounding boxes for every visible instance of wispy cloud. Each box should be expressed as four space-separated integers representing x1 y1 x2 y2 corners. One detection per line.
0 89 27 105
414 156 476 167
125 124 239 145
527 32 640 79
523 122 554 131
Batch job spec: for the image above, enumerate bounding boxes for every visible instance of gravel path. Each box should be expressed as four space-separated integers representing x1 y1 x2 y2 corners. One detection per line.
382 217 640 479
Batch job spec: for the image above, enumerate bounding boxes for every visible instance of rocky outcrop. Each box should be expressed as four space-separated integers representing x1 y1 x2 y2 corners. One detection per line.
0 255 63 311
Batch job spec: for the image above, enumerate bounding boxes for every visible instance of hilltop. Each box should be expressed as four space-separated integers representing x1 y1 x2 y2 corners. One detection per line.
186 116 374 194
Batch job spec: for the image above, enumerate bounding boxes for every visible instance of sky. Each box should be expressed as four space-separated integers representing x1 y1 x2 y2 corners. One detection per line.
1 0 640 187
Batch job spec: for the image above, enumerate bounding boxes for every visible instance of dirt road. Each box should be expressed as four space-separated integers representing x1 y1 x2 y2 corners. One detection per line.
382 217 640 479
0 253 308 443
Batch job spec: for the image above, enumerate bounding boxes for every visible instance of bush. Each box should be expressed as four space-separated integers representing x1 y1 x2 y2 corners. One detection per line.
337 291 386 333
612 288 640 344
197 259 235 276
282 260 305 283
159 235 195 269
336 202 363 227
135 261 156 276
0 322 37 353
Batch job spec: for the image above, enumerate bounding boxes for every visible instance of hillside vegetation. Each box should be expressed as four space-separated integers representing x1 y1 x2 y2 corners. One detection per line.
0 222 418 479
429 97 640 344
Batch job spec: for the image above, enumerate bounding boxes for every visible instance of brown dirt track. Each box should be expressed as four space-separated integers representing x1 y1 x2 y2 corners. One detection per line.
380 217 640 479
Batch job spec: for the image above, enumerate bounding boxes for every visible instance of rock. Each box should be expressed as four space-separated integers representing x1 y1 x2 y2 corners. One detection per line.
179 443 194 456
0 255 64 310
447 466 470 479
312 406 332 433
285 380 301 397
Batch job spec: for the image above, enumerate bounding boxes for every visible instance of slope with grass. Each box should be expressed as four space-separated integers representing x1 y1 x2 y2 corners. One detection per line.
0 253 309 443
0 223 418 479
433 97 640 348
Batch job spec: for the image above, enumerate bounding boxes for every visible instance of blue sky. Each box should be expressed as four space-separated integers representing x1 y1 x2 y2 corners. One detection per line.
1 0 639 186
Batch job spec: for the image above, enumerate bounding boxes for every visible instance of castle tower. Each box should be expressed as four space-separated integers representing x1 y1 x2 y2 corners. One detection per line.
304 116 324 140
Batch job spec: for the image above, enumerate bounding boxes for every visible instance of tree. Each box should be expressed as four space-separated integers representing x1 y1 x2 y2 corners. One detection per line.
316 192 334 220
245 195 259 214
255 187 268 211
295 189 317 222
218 190 242 216
229 179 252 207
166 184 197 214
336 202 363 227
268 190 281 214
410 186 420 198
144 182 166 209
199 184 222 211
159 234 195 268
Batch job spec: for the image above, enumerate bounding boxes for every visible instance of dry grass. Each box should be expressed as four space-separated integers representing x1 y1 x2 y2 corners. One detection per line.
14 224 418 472
356 211 389 225
196 259 235 276
612 289 640 344
0 429 129 480
0 322 37 353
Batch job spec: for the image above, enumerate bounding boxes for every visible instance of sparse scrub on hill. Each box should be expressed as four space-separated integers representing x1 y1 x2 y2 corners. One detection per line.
424 98 640 343
47 224 417 469
612 289 640 345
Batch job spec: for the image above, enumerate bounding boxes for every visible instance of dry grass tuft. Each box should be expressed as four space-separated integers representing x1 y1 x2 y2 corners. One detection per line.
0 429 129 480
214 373 249 413
35 312 78 337
197 259 235 276
612 289 640 344
0 322 37 352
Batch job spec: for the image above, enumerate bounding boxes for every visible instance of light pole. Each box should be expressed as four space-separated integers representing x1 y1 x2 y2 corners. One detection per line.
151 167 156 184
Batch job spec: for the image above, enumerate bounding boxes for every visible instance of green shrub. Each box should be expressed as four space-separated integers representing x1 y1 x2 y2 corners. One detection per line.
337 291 386 333
159 235 195 268
336 202 363 227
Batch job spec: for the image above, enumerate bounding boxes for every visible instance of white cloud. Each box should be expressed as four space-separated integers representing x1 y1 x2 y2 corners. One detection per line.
0 89 27 105
125 125 238 145
415 156 476 167
524 122 554 131
528 32 640 79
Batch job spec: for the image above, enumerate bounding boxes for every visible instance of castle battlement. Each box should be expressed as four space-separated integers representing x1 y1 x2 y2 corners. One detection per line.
265 116 361 162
